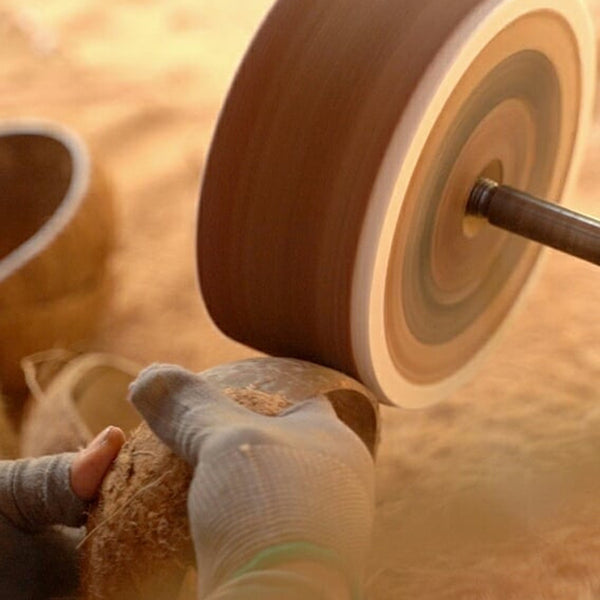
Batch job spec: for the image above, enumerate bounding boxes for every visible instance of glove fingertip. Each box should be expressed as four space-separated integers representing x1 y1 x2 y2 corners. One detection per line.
128 364 196 409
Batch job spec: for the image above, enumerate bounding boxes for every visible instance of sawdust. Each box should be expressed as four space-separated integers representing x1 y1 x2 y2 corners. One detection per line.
222 386 291 415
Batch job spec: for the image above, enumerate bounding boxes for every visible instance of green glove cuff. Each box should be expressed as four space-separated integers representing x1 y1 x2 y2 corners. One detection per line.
231 542 362 600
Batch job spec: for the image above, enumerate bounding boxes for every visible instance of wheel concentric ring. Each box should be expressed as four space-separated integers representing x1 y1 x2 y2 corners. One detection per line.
198 0 595 407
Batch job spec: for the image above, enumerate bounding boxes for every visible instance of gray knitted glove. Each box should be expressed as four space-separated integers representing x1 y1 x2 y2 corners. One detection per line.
129 364 375 599
0 424 124 599
0 454 87 531
0 454 87 600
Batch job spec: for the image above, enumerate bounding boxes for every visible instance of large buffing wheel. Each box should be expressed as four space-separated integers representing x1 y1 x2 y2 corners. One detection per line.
198 0 595 408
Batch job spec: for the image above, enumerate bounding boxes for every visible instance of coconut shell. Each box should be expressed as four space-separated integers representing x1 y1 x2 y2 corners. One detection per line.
80 357 379 600
20 352 142 458
0 120 113 404
79 423 194 600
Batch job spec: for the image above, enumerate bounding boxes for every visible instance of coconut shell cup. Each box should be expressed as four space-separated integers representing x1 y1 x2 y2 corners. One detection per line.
80 357 380 600
0 120 113 404
19 351 143 458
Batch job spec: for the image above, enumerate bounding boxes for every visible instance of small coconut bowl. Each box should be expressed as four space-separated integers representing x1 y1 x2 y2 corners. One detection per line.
19 350 142 458
0 120 112 402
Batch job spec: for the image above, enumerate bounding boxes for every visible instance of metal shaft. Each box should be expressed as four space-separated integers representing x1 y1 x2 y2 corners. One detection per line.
467 179 600 266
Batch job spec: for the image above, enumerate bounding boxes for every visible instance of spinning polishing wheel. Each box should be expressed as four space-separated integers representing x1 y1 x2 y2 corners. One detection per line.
198 0 597 408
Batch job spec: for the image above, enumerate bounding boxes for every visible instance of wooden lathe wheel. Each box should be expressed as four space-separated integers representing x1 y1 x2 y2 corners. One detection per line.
198 0 595 407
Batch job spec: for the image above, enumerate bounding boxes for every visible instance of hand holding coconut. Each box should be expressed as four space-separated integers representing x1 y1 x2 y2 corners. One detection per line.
0 361 375 600
129 363 376 600
0 426 125 599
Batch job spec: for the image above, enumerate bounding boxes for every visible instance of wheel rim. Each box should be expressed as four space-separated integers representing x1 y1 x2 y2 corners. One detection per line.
355 0 594 406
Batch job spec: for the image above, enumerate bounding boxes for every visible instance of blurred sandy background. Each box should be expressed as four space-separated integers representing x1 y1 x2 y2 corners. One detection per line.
1 1 600 598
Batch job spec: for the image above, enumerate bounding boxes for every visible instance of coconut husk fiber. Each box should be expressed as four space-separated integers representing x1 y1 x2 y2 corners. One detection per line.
80 358 379 600
0 121 113 406
80 422 194 600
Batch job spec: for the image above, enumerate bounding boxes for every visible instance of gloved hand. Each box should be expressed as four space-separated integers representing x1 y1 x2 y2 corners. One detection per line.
129 364 375 600
0 426 125 600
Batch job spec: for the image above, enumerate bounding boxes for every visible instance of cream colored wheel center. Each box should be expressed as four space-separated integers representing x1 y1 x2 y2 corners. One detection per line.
198 0 596 408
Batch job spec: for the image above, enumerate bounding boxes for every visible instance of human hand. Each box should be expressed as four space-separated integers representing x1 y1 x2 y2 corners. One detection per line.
0 426 125 599
130 364 375 599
